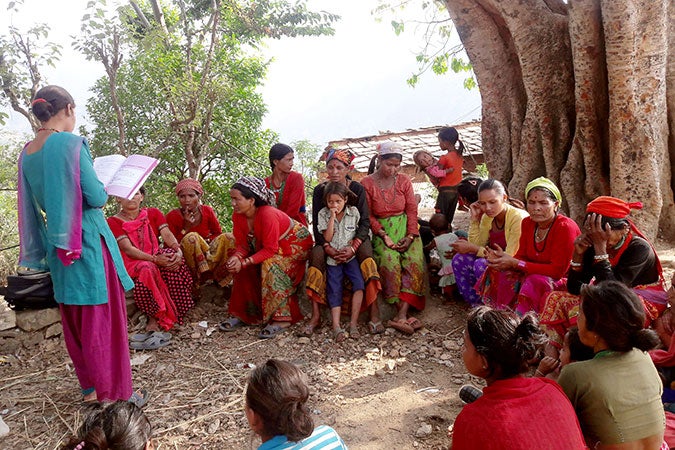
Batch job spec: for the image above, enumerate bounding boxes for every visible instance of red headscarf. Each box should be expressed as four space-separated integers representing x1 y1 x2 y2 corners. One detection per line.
586 196 663 284
585 196 643 218
175 178 204 196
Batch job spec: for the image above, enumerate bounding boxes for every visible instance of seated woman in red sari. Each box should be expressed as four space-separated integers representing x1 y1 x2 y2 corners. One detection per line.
265 143 308 226
540 196 668 352
108 187 194 333
221 177 313 339
166 178 235 287
480 177 580 315
451 306 586 449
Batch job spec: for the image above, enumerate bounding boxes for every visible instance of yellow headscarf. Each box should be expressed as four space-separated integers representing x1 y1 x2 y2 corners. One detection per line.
525 177 561 203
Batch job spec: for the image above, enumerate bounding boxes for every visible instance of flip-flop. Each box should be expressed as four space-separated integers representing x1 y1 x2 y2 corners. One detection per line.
388 319 415 335
129 388 150 408
333 328 347 343
219 317 244 332
368 321 385 335
349 325 360 339
295 322 321 337
406 317 424 331
129 330 172 343
258 324 287 339
129 333 171 350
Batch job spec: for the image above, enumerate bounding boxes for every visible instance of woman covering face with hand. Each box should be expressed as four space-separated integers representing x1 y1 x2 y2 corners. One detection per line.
539 196 668 351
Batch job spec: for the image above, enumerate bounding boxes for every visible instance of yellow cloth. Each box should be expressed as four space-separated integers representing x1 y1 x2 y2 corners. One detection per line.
469 204 529 257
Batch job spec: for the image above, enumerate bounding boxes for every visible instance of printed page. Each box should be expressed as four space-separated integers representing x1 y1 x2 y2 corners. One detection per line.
106 154 159 200
93 154 127 187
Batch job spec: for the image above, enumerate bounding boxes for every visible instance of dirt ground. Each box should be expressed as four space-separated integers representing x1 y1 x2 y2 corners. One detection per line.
2 209 675 450
0 286 473 450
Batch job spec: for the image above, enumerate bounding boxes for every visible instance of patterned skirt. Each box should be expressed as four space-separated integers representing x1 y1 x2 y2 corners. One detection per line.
180 232 236 286
540 283 668 346
130 248 194 330
372 214 425 310
229 221 313 325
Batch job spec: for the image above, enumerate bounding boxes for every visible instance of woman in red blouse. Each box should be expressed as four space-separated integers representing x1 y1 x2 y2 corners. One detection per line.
221 177 313 339
479 177 580 314
107 187 194 332
166 178 235 288
361 141 425 335
265 143 308 226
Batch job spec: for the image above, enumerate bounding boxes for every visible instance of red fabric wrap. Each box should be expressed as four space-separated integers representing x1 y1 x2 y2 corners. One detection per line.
586 196 642 218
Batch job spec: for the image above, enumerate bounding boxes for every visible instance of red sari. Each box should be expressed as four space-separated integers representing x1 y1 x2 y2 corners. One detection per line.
108 208 194 330
229 206 313 325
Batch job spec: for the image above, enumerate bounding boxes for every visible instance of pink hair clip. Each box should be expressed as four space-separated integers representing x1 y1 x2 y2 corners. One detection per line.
74 441 86 450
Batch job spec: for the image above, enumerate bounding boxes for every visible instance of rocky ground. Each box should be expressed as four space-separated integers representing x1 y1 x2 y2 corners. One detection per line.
0 284 473 450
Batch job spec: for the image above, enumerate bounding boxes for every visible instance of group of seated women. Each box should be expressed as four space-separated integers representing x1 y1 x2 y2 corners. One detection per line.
443 173 675 449
110 139 431 342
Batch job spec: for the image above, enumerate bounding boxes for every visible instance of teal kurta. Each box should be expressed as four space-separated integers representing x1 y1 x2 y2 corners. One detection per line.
19 133 133 305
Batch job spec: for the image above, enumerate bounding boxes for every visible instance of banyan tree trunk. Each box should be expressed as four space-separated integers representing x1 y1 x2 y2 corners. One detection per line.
444 0 675 240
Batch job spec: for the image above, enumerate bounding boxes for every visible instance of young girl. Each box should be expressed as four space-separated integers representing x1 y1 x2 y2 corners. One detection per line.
245 359 347 449
61 401 153 450
413 149 448 187
317 182 365 342
424 213 466 300
436 127 468 228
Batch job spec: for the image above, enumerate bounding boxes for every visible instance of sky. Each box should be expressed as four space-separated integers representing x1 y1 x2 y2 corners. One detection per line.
1 0 481 147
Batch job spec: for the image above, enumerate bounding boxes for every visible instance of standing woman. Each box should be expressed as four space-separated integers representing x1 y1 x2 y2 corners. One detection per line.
222 177 313 338
480 177 580 314
451 179 528 306
18 86 140 403
265 143 308 226
361 141 425 334
302 148 382 336
166 178 235 287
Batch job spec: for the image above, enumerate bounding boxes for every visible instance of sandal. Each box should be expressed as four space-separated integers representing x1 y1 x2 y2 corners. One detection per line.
129 388 150 408
129 333 171 350
406 317 424 331
388 319 415 335
295 321 320 337
349 325 360 339
130 330 172 343
368 321 385 335
333 328 347 343
258 324 287 339
219 317 244 332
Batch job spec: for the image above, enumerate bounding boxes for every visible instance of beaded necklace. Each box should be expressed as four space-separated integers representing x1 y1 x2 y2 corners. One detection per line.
533 214 557 253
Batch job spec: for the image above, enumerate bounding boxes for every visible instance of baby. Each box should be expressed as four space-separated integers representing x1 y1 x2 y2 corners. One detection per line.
536 327 594 380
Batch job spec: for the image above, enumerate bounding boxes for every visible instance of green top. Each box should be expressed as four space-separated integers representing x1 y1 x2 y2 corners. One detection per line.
559 348 664 446
20 133 133 305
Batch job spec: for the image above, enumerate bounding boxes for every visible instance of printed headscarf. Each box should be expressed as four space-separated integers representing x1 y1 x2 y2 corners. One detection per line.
234 176 277 207
175 178 204 196
321 147 355 169
586 196 642 219
525 177 562 203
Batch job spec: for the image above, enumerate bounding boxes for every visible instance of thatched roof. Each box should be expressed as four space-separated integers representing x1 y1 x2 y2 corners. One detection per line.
325 120 483 181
